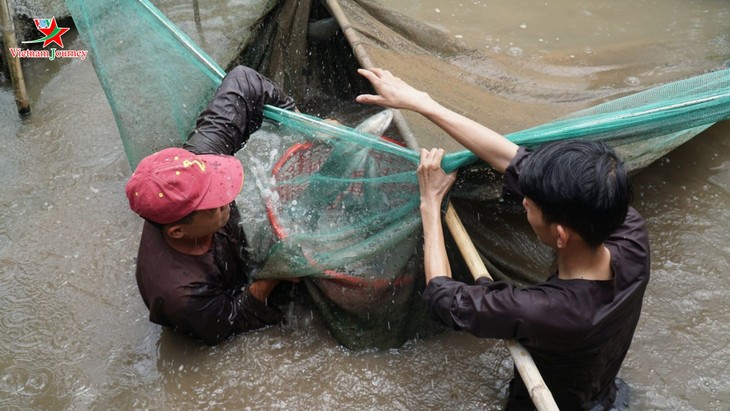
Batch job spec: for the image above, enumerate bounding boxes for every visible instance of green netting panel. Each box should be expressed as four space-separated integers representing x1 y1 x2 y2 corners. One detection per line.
66 0 226 169
508 71 730 166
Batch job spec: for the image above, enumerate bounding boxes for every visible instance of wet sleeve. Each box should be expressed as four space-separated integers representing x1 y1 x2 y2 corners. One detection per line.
175 282 282 345
606 207 651 288
422 276 550 340
184 65 296 156
608 207 649 251
501 146 531 201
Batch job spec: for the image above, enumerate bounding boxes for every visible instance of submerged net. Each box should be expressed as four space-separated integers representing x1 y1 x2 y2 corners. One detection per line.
69 0 730 348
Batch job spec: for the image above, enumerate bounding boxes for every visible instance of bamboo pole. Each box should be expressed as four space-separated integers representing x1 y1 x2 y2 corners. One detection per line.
323 0 418 150
324 1 558 409
0 0 30 115
445 204 558 410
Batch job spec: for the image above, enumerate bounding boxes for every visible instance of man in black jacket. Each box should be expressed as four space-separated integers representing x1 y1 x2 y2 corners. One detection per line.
125 66 296 345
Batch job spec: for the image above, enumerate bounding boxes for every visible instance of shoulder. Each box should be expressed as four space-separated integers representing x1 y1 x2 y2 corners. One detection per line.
502 146 531 199
606 207 650 271
137 221 169 260
136 222 210 281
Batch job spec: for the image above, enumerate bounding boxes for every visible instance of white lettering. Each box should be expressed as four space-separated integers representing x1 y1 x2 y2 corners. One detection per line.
9 48 88 60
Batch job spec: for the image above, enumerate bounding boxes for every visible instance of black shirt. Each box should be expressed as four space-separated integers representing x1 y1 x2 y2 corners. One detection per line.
134 66 296 345
422 147 650 409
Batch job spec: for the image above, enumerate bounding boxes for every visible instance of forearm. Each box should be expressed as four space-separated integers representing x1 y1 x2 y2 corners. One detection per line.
420 199 452 284
177 289 281 345
423 277 522 339
418 98 519 173
185 66 295 156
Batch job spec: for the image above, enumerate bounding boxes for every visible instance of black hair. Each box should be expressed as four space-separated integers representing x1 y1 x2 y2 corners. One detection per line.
518 140 633 248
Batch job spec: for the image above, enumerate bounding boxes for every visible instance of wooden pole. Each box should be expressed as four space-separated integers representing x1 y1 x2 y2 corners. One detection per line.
324 1 558 409
323 0 418 150
0 0 30 115
445 204 558 410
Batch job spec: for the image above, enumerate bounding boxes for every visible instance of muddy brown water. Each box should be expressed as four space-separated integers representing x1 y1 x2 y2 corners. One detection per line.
1 1 728 409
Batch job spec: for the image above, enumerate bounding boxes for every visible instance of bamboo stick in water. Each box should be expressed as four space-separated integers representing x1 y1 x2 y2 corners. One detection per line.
0 0 31 115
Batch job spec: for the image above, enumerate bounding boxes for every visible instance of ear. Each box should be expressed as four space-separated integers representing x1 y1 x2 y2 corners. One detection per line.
555 224 571 249
164 224 186 239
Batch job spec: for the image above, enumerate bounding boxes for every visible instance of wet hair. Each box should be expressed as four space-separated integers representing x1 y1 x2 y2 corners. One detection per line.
518 140 633 248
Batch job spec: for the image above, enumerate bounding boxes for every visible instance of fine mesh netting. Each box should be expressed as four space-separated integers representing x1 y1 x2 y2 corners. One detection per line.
68 0 730 349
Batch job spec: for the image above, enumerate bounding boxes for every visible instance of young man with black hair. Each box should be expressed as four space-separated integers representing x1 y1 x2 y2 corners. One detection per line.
125 66 297 345
357 68 649 410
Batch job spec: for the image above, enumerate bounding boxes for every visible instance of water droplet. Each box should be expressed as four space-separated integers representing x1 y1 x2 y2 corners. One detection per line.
507 47 523 56
624 76 641 86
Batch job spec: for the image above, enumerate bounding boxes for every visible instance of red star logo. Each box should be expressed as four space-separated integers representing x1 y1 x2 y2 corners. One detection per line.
25 17 70 48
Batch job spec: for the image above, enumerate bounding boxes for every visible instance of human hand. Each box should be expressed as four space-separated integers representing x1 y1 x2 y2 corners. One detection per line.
355 68 433 113
248 279 280 302
417 148 457 208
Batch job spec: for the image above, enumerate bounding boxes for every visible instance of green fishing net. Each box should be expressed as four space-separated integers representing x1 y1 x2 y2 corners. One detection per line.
68 0 730 349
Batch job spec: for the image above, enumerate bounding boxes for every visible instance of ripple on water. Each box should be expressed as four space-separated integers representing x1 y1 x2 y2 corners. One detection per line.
624 76 641 86
507 46 523 56
0 364 57 401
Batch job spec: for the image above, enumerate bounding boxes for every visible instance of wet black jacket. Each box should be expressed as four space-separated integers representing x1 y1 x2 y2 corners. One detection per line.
423 147 650 410
135 66 295 345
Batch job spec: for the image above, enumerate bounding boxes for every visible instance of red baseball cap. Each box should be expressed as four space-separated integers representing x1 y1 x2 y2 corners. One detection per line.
125 147 244 225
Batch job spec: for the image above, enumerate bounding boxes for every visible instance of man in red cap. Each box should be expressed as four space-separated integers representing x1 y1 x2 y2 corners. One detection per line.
126 66 296 345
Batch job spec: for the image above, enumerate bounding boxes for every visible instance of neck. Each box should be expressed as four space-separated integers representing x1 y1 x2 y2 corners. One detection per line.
164 233 214 255
556 244 612 281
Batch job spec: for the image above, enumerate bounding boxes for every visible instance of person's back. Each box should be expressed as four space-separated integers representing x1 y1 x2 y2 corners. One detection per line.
426 142 649 409
517 209 649 409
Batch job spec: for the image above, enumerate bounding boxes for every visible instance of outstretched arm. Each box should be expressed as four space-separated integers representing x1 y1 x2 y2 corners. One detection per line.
417 148 457 284
185 66 296 156
356 68 518 173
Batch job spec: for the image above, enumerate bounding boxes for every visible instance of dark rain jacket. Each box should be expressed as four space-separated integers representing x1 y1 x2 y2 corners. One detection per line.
134 66 296 345
422 147 651 410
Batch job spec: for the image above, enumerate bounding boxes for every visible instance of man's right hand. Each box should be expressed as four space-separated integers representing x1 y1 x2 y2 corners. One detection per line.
417 148 457 209
248 279 280 302
355 68 435 114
